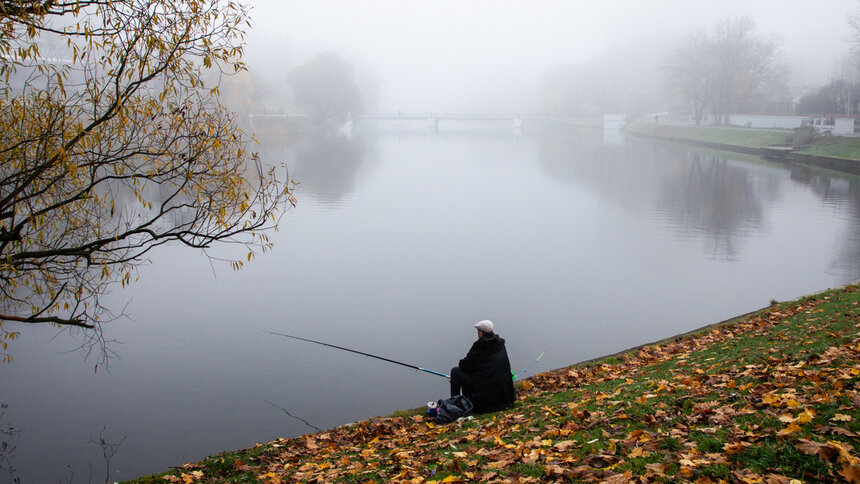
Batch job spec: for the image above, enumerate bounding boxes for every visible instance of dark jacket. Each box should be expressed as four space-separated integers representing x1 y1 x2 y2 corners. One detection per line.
458 333 516 413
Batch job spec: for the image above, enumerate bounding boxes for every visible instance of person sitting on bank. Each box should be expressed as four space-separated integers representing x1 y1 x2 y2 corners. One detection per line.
450 320 516 413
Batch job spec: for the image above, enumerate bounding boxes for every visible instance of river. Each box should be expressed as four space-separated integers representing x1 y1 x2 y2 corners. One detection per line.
1 123 858 482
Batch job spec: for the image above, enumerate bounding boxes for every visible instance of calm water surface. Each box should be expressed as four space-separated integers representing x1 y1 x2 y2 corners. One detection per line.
2 125 859 482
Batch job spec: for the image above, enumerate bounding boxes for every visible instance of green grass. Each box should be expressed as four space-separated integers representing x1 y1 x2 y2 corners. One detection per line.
511 462 544 478
739 441 831 477
625 121 860 160
625 120 791 148
796 135 860 160
627 119 860 162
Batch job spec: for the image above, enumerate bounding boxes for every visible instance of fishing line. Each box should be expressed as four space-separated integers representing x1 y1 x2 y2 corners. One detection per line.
264 330 450 379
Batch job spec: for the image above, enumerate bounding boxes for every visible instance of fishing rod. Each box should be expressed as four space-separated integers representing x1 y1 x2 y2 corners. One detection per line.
264 330 450 379
514 351 545 381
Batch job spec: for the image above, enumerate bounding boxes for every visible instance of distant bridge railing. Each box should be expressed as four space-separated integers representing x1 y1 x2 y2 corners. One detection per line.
244 112 611 134
359 112 598 123
357 113 603 131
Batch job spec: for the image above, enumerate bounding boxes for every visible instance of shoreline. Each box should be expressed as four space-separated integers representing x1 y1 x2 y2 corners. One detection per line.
130 282 860 483
624 124 860 176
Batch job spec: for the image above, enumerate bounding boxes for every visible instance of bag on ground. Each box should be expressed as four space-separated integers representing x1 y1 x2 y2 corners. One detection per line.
434 395 474 424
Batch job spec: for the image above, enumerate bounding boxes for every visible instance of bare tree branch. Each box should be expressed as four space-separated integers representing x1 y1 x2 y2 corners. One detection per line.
0 0 296 362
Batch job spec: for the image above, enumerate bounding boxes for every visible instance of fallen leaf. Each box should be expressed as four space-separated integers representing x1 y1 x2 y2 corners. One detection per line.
602 470 633 483
733 468 763 483
485 459 513 470
795 439 840 462
838 464 860 483
585 453 619 468
778 414 794 423
258 472 282 484
762 474 792 484
625 429 650 443
541 406 559 417
644 462 666 476
693 477 718 484
479 472 498 482
796 409 815 424
522 451 540 464
776 422 802 436
816 425 860 438
553 440 577 451
724 442 749 455
628 447 651 458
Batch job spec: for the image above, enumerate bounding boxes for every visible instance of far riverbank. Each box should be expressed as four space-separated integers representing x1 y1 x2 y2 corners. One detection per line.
624 119 860 176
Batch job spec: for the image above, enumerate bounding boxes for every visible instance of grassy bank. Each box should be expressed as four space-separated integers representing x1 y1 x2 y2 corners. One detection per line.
798 136 860 160
626 120 860 162
133 284 860 483
624 120 791 149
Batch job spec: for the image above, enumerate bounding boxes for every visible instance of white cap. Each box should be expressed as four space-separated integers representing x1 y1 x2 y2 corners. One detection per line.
474 320 494 333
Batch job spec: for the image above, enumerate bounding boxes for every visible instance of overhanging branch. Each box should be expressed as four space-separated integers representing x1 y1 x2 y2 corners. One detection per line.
0 313 94 329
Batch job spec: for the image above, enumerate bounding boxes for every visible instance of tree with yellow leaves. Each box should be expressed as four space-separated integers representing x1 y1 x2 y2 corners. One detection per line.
0 1 294 362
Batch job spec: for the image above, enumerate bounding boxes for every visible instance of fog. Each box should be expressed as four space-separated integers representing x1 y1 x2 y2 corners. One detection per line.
6 4 860 482
244 0 858 114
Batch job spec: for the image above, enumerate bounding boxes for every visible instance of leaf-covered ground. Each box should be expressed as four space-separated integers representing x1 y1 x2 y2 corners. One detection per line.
133 284 860 483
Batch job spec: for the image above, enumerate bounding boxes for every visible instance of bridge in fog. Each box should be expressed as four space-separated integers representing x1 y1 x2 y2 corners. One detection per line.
247 112 624 133
358 112 601 129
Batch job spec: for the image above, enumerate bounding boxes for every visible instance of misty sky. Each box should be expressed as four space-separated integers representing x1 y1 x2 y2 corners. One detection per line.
245 0 859 113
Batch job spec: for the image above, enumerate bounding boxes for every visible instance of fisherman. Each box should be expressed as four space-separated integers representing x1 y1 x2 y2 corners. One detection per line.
450 320 516 413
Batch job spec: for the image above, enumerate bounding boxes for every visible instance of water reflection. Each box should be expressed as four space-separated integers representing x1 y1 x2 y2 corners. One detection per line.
601 128 624 146
537 130 860 262
281 132 370 208
788 165 860 280
656 151 773 260
838 210 860 280
0 402 19 484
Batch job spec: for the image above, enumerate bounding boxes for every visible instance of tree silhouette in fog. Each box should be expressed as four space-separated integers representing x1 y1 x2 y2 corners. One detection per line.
288 51 363 123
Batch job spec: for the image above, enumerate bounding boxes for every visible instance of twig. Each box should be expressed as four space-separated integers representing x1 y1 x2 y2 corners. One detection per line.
265 400 323 432
89 426 126 483
0 402 20 484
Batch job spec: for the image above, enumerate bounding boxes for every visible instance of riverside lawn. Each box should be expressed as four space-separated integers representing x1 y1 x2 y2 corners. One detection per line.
625 119 860 162
624 120 790 149
132 284 860 483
